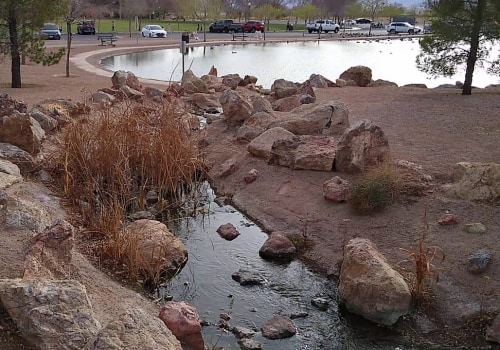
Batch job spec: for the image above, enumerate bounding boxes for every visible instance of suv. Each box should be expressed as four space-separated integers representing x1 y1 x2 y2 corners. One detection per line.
40 23 61 40
208 20 242 33
386 22 422 35
77 20 96 35
242 21 264 33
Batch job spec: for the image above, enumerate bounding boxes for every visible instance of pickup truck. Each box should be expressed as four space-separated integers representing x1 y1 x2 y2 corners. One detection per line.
306 20 340 34
208 20 243 33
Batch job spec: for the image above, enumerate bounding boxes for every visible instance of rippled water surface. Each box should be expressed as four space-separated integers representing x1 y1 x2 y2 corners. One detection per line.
101 39 500 88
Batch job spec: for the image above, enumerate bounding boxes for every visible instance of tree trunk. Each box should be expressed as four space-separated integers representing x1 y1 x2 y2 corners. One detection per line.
462 0 486 95
8 7 21 88
66 21 72 78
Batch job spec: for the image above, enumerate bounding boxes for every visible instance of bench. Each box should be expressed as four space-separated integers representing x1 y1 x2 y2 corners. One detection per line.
98 33 117 46
232 32 247 41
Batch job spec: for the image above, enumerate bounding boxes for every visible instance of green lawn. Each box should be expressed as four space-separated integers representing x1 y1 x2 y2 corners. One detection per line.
61 18 305 34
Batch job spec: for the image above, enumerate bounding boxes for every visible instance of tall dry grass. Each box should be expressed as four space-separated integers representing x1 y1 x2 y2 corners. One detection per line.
54 100 204 284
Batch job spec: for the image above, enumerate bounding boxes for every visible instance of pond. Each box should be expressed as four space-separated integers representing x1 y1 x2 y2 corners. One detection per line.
101 38 500 89
160 183 412 349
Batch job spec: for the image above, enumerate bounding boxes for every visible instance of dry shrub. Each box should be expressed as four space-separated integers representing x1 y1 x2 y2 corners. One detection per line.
348 161 401 214
54 100 203 282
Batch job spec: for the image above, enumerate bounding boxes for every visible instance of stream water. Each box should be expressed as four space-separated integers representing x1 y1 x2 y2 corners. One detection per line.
159 182 410 350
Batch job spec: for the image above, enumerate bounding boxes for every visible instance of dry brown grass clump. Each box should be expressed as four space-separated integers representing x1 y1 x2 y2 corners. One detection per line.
53 100 204 282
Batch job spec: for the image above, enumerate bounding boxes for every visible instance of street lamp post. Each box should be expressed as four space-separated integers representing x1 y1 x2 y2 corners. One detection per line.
248 2 251 21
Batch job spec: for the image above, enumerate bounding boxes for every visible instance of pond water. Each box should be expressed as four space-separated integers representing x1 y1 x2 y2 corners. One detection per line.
160 183 411 349
101 38 500 89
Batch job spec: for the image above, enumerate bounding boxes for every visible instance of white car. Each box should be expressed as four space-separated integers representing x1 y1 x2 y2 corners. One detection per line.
141 25 167 38
341 19 357 27
386 22 422 35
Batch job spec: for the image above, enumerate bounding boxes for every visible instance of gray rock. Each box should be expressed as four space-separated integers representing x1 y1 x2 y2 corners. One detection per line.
231 269 265 286
0 112 45 155
464 223 487 234
0 142 36 175
261 316 296 339
232 326 256 339
238 338 263 350
311 297 329 311
29 108 58 132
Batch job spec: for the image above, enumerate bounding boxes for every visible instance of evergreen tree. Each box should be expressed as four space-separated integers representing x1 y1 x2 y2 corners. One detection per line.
0 0 69 88
417 0 500 95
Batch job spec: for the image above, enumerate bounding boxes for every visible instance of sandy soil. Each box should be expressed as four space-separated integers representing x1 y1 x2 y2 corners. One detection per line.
1 35 500 348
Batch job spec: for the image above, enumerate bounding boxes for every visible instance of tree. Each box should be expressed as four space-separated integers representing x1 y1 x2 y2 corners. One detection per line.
343 0 364 19
0 0 68 88
291 4 319 29
176 0 223 42
359 0 387 36
65 0 81 78
254 4 281 32
417 0 500 95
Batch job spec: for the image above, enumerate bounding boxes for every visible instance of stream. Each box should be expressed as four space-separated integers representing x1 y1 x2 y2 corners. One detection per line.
159 182 410 350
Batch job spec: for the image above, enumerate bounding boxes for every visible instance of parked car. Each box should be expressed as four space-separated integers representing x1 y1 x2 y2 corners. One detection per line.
341 19 357 27
423 24 432 34
355 18 372 29
208 20 242 33
141 25 167 38
76 20 95 35
39 23 61 40
386 21 422 34
306 20 340 34
242 20 264 33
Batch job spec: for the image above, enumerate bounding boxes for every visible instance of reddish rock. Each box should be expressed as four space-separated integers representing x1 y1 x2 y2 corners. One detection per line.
259 232 296 261
438 213 460 226
261 316 296 339
216 223 241 241
159 301 204 350
323 176 351 202
244 169 259 183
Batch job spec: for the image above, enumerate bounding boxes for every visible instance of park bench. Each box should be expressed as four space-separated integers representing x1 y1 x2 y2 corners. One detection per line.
232 32 247 41
97 33 117 46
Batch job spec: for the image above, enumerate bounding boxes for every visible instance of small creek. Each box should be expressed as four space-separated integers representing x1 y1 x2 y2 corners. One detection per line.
159 182 409 349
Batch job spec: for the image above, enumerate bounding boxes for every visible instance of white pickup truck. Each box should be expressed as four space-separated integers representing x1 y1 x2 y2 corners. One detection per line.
306 20 340 34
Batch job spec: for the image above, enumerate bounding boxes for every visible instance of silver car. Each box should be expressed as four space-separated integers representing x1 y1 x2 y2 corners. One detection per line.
141 25 167 38
386 22 422 35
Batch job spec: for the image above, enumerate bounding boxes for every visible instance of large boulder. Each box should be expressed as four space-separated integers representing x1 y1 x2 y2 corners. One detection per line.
88 308 182 350
188 93 222 114
200 74 225 92
305 74 334 88
33 98 88 127
249 94 273 115
124 219 188 283
247 127 295 160
442 162 500 204
339 66 372 87
259 231 296 261
181 70 209 94
29 108 58 132
219 89 253 125
111 70 143 91
0 143 36 175
335 120 390 174
271 79 298 99
323 176 351 202
0 279 101 350
261 316 296 339
222 73 243 90
236 112 276 142
0 112 45 155
272 101 349 136
272 95 301 112
1 194 53 232
269 135 336 171
339 238 412 326
0 159 22 190
159 301 204 350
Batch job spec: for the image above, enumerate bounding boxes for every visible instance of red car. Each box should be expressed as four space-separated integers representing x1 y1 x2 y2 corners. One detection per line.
242 21 264 33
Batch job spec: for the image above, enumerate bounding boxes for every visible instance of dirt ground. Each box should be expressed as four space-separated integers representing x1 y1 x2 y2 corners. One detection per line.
1 36 500 348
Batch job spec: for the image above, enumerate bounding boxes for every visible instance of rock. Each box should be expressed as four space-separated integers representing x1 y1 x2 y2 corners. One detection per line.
394 159 434 195
0 112 45 155
238 338 263 350
29 108 58 132
248 127 295 160
111 70 142 91
120 85 144 100
249 94 273 115
144 86 165 101
208 65 218 76
124 219 188 283
219 89 253 125
442 162 500 203
145 190 158 205
23 219 74 279
240 75 258 86
306 74 334 88
91 91 117 106
237 112 276 142
339 65 372 87
33 98 88 126
487 314 500 343
1 194 53 232
323 176 351 202
222 73 243 90
188 93 222 114
403 83 428 88
336 78 347 87
201 75 224 92
311 297 329 311
464 222 486 234
216 223 241 241
0 160 22 190
261 316 296 339
0 279 101 350
0 93 27 116
299 94 316 104
159 301 204 350
231 269 265 285
467 249 492 275
181 70 209 94
0 143 36 175
438 213 460 226
88 308 182 350
259 231 296 261
335 120 390 174
273 101 349 136
272 95 301 111
269 135 336 171
244 168 259 183
232 326 256 339
271 79 298 99
339 238 412 326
